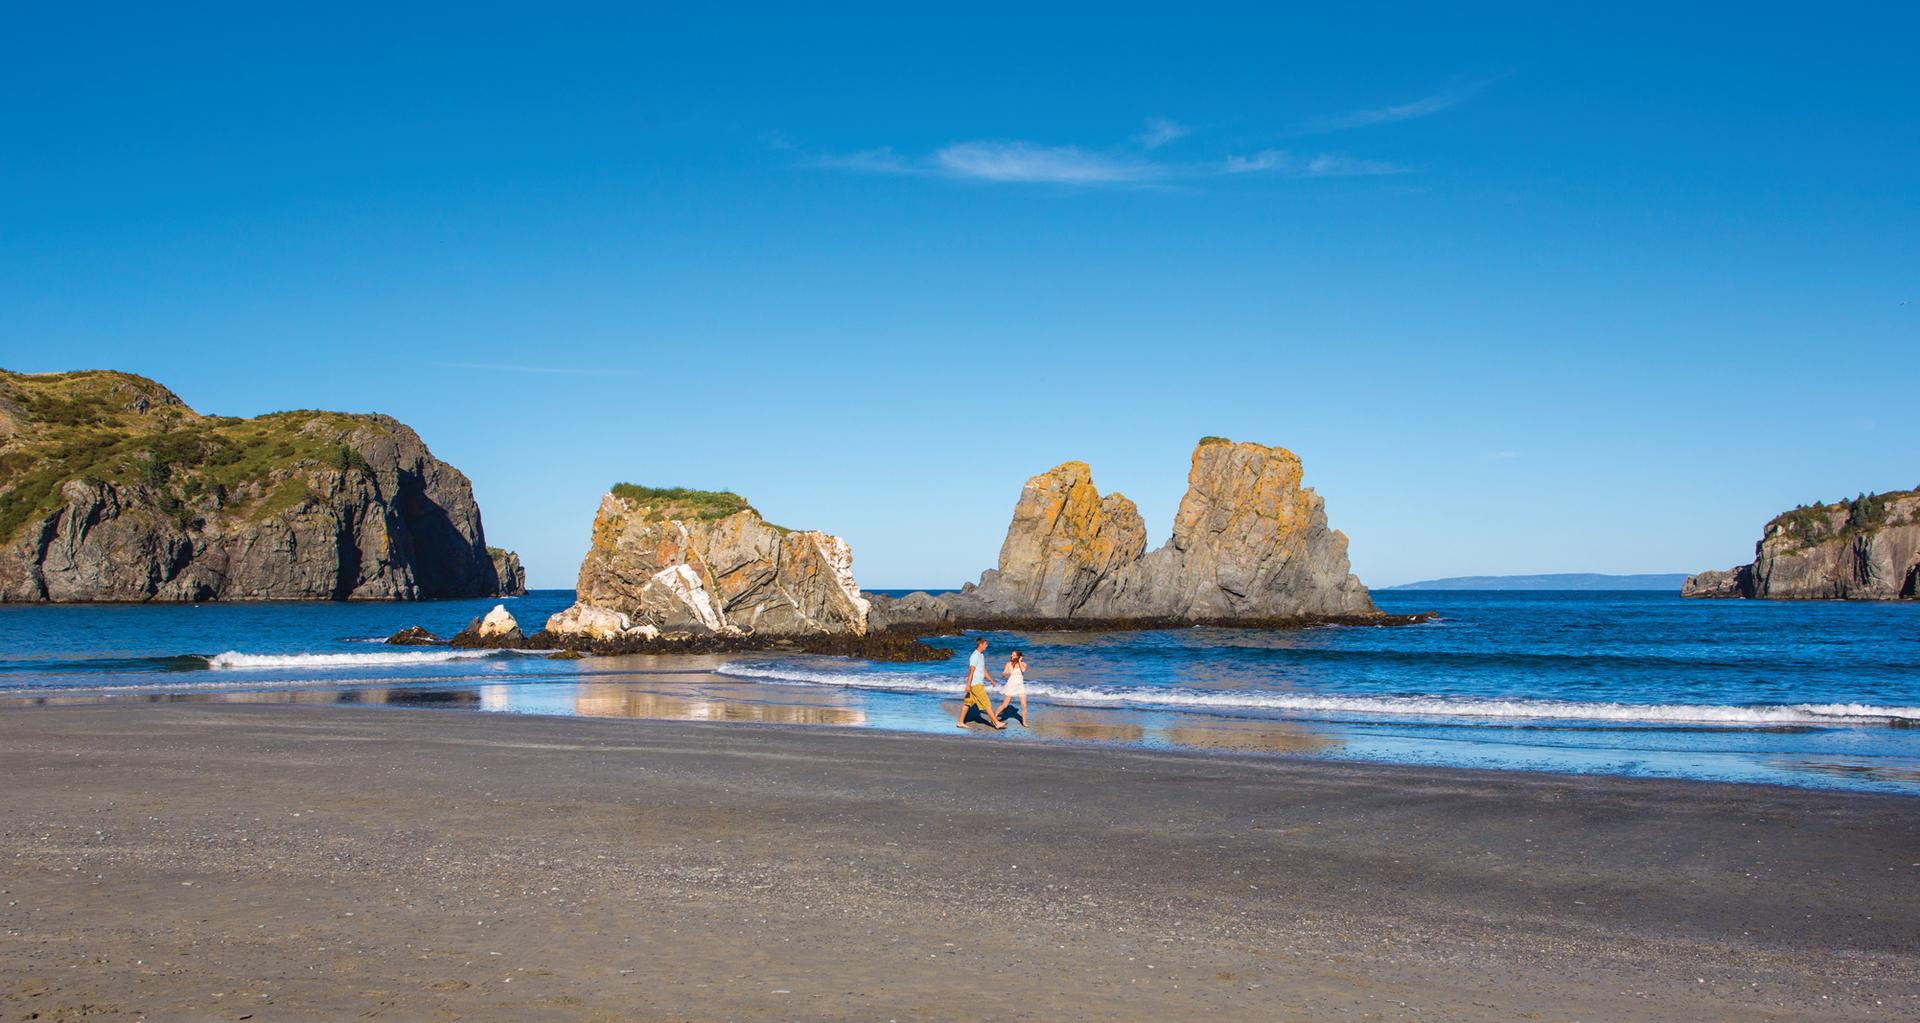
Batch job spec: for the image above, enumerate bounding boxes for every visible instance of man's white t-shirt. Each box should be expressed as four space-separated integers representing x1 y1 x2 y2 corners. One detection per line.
968 650 985 683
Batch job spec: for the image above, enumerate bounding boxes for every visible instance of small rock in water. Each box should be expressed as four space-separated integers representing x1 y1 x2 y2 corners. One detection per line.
384 626 442 646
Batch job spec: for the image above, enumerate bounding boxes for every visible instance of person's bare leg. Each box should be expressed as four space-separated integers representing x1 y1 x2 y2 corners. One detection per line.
1018 693 1028 725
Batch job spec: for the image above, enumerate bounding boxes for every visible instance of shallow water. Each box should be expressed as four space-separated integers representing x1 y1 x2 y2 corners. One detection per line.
2 590 1917 793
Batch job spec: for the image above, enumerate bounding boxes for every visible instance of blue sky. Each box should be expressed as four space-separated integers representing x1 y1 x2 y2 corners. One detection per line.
3 4 1915 588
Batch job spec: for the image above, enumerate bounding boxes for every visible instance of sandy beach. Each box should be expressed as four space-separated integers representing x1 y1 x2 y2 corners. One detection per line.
0 701 1913 1022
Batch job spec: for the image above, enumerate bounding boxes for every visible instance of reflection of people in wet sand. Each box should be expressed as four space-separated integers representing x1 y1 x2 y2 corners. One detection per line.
995 650 1031 727
956 636 1005 730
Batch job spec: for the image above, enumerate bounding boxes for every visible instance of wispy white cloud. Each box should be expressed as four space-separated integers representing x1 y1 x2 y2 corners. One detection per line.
932 142 1161 184
433 361 642 377
1136 117 1190 150
811 147 915 174
1306 76 1505 133
816 140 1401 187
1223 149 1406 177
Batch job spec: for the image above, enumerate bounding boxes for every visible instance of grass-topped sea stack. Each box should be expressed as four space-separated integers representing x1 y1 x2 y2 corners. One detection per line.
541 483 870 642
0 369 522 601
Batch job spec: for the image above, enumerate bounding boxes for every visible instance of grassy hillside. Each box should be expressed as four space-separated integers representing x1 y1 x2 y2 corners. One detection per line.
0 369 388 542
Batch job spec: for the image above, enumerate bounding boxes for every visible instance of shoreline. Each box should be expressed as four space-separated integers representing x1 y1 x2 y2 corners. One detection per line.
6 657 1920 797
2 701 1914 1021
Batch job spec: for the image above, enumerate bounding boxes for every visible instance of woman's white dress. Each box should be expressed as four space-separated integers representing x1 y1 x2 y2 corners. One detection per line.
1004 666 1027 699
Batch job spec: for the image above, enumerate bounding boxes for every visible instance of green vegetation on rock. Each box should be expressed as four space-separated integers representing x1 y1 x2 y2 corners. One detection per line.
1766 489 1918 549
609 484 755 521
0 369 387 542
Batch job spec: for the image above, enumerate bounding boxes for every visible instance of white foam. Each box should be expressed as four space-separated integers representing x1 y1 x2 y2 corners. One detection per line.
714 663 1920 727
206 649 510 670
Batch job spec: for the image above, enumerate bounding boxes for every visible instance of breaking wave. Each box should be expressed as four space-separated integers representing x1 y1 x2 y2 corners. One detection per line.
714 663 1920 728
205 649 513 670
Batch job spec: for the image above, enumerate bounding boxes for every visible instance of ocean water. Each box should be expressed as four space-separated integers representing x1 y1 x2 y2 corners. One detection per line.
2 590 1917 794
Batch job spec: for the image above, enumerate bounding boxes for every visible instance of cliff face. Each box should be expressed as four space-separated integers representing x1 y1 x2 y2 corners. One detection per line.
0 369 520 601
929 438 1377 622
547 486 869 639
490 548 527 596
1684 490 1920 600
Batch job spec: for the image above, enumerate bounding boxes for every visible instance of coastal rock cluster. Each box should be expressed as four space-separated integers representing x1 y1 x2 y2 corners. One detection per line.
874 437 1377 626
0 370 522 601
544 486 870 641
1683 489 1920 599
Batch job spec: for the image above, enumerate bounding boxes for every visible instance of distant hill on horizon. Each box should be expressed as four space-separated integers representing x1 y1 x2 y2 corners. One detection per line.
1383 573 1690 591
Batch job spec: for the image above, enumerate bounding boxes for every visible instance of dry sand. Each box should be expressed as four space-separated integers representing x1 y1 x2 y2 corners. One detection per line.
1 701 1915 1021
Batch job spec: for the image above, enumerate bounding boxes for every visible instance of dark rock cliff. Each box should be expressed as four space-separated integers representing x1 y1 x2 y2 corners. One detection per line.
0 369 522 601
1683 489 1920 600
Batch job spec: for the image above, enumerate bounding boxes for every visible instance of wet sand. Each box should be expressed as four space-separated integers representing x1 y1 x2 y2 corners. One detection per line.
1 702 1915 1022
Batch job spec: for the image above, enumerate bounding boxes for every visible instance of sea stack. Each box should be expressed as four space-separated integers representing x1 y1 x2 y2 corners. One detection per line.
0 369 522 601
544 485 870 640
916 437 1377 623
1683 488 1920 599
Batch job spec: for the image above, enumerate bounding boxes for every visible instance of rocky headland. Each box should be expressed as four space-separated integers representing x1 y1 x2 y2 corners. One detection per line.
871 437 1389 629
1683 488 1920 600
0 369 523 601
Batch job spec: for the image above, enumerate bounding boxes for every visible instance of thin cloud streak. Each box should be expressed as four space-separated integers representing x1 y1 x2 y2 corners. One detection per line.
815 141 1402 187
1304 75 1507 132
1137 117 1189 149
1224 149 1406 177
934 142 1160 184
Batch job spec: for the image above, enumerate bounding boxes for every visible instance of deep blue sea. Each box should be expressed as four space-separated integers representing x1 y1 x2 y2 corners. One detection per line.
3 590 1917 793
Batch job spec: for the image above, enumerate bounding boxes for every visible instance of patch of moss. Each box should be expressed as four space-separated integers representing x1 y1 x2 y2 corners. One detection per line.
249 479 314 521
1198 435 1232 447
610 483 755 520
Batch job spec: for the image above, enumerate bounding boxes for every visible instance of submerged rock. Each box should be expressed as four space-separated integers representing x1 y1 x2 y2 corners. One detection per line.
384 625 443 646
1685 489 1920 599
938 437 1377 622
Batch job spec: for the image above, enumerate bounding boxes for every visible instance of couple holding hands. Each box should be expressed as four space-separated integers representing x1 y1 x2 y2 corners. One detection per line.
955 636 1032 730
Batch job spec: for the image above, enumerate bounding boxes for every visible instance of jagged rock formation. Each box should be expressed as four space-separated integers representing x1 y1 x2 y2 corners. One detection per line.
962 461 1148 618
489 547 527 595
889 437 1377 623
1684 489 1920 599
0 369 520 601
545 485 870 639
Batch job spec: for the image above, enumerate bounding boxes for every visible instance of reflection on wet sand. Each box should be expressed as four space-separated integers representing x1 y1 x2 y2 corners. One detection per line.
1000 705 1342 755
1157 719 1342 755
1787 757 1920 785
1019 708 1146 744
573 683 867 726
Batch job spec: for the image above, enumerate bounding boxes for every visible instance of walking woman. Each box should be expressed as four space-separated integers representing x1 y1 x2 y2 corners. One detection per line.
995 649 1031 727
